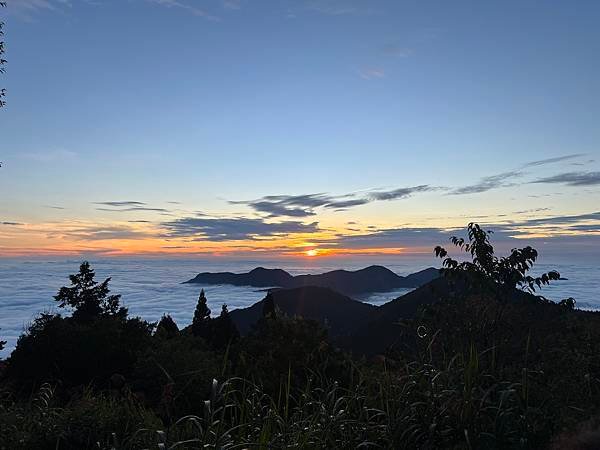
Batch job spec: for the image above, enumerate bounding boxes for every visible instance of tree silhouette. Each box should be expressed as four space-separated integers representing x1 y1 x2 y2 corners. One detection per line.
262 292 276 319
212 304 239 348
54 261 127 321
0 2 6 108
191 289 211 338
155 314 179 339
0 329 5 352
434 223 561 298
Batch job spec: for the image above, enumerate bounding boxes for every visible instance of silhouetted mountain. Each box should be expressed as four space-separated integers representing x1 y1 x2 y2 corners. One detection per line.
186 267 294 288
343 277 451 355
229 286 377 335
227 277 454 355
186 265 440 295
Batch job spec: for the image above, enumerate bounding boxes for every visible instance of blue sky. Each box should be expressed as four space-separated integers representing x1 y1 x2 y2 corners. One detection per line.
0 0 599 258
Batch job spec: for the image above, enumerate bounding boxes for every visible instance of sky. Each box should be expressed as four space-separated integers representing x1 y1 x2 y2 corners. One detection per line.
0 0 599 259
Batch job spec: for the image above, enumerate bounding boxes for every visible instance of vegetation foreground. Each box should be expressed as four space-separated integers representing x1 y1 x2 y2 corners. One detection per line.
1 224 599 449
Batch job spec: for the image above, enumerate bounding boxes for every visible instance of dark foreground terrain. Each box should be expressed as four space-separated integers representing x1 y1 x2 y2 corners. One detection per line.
1 224 599 449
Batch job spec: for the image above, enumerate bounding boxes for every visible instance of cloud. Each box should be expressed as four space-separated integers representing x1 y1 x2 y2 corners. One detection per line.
304 0 360 16
221 0 241 10
532 172 600 187
508 211 600 227
328 211 600 251
162 216 319 241
94 201 171 213
522 153 585 168
94 201 147 207
369 185 436 201
1 221 24 226
447 154 589 195
235 186 438 218
246 201 317 218
381 44 413 57
325 198 370 209
449 171 522 195
145 0 219 20
96 207 171 213
233 193 352 217
333 227 456 249
358 67 385 80
6 0 69 17
512 207 551 215
59 225 151 241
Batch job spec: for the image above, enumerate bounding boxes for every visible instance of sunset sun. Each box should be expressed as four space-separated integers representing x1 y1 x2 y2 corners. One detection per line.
305 249 318 257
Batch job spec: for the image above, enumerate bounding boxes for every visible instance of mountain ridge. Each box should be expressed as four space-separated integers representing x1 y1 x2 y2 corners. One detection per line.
185 265 440 295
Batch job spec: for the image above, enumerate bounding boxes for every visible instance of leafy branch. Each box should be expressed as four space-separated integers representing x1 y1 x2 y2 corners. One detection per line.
434 222 561 296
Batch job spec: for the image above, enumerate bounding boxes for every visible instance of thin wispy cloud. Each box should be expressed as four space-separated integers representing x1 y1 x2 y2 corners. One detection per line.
94 201 171 213
61 225 151 241
7 0 68 17
369 185 436 201
381 44 413 57
94 201 148 207
96 207 171 213
532 172 600 187
521 153 585 168
448 154 589 195
512 207 551 215
508 211 600 227
304 0 361 16
221 0 241 10
449 171 522 195
145 0 219 20
358 67 385 80
1 221 24 226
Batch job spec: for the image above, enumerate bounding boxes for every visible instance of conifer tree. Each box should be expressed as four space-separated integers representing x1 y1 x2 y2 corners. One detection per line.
192 289 211 338
262 292 276 319
54 261 126 321
155 314 179 339
212 304 239 348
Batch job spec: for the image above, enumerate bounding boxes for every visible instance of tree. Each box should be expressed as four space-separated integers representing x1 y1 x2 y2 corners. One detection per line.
0 2 6 108
211 304 239 348
0 329 5 352
155 314 179 340
262 292 276 319
191 289 211 338
434 223 561 298
54 261 127 321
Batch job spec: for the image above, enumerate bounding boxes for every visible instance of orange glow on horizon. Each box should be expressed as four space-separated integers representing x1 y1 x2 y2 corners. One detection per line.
1 216 596 258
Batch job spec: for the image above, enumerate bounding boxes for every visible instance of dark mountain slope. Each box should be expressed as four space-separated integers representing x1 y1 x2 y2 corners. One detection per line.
229 286 377 335
185 265 440 295
340 277 451 356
